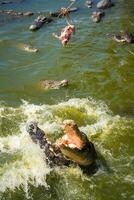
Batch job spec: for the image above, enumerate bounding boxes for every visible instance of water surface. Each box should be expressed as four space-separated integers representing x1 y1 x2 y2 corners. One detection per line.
0 0 134 200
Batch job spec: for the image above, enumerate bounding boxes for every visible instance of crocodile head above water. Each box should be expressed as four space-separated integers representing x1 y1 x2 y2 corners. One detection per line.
123 31 134 43
56 120 97 166
40 79 68 89
113 31 134 43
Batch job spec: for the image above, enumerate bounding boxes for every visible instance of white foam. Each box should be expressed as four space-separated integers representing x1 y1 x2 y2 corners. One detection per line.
20 98 119 137
0 126 51 194
0 98 123 194
124 175 134 184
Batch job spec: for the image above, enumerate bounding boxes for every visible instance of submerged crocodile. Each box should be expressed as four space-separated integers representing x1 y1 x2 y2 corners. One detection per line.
29 7 78 31
26 120 97 169
0 10 34 17
112 31 134 44
85 0 93 8
40 79 68 90
29 16 53 31
97 0 114 9
0 0 24 5
91 11 105 23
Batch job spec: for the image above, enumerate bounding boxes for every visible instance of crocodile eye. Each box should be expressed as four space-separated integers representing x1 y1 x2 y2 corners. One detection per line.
26 121 38 133
30 124 34 129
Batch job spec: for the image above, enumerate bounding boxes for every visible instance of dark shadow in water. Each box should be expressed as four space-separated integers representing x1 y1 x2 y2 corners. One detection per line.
80 151 113 176
118 108 134 118
0 0 25 5
79 161 99 175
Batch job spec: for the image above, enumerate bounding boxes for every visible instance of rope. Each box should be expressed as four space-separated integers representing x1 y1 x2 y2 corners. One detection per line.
129 50 134 56
58 0 76 25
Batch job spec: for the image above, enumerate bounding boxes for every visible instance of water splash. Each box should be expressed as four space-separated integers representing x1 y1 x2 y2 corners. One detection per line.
0 124 51 195
19 98 119 137
0 98 130 195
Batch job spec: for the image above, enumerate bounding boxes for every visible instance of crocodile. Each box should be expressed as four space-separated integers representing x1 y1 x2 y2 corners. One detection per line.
97 0 114 9
91 11 105 23
113 31 134 43
40 80 68 90
29 16 53 31
26 121 71 167
56 120 97 167
26 120 97 169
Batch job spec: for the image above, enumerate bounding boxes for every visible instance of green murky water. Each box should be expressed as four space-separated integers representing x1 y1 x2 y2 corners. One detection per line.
0 0 134 200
